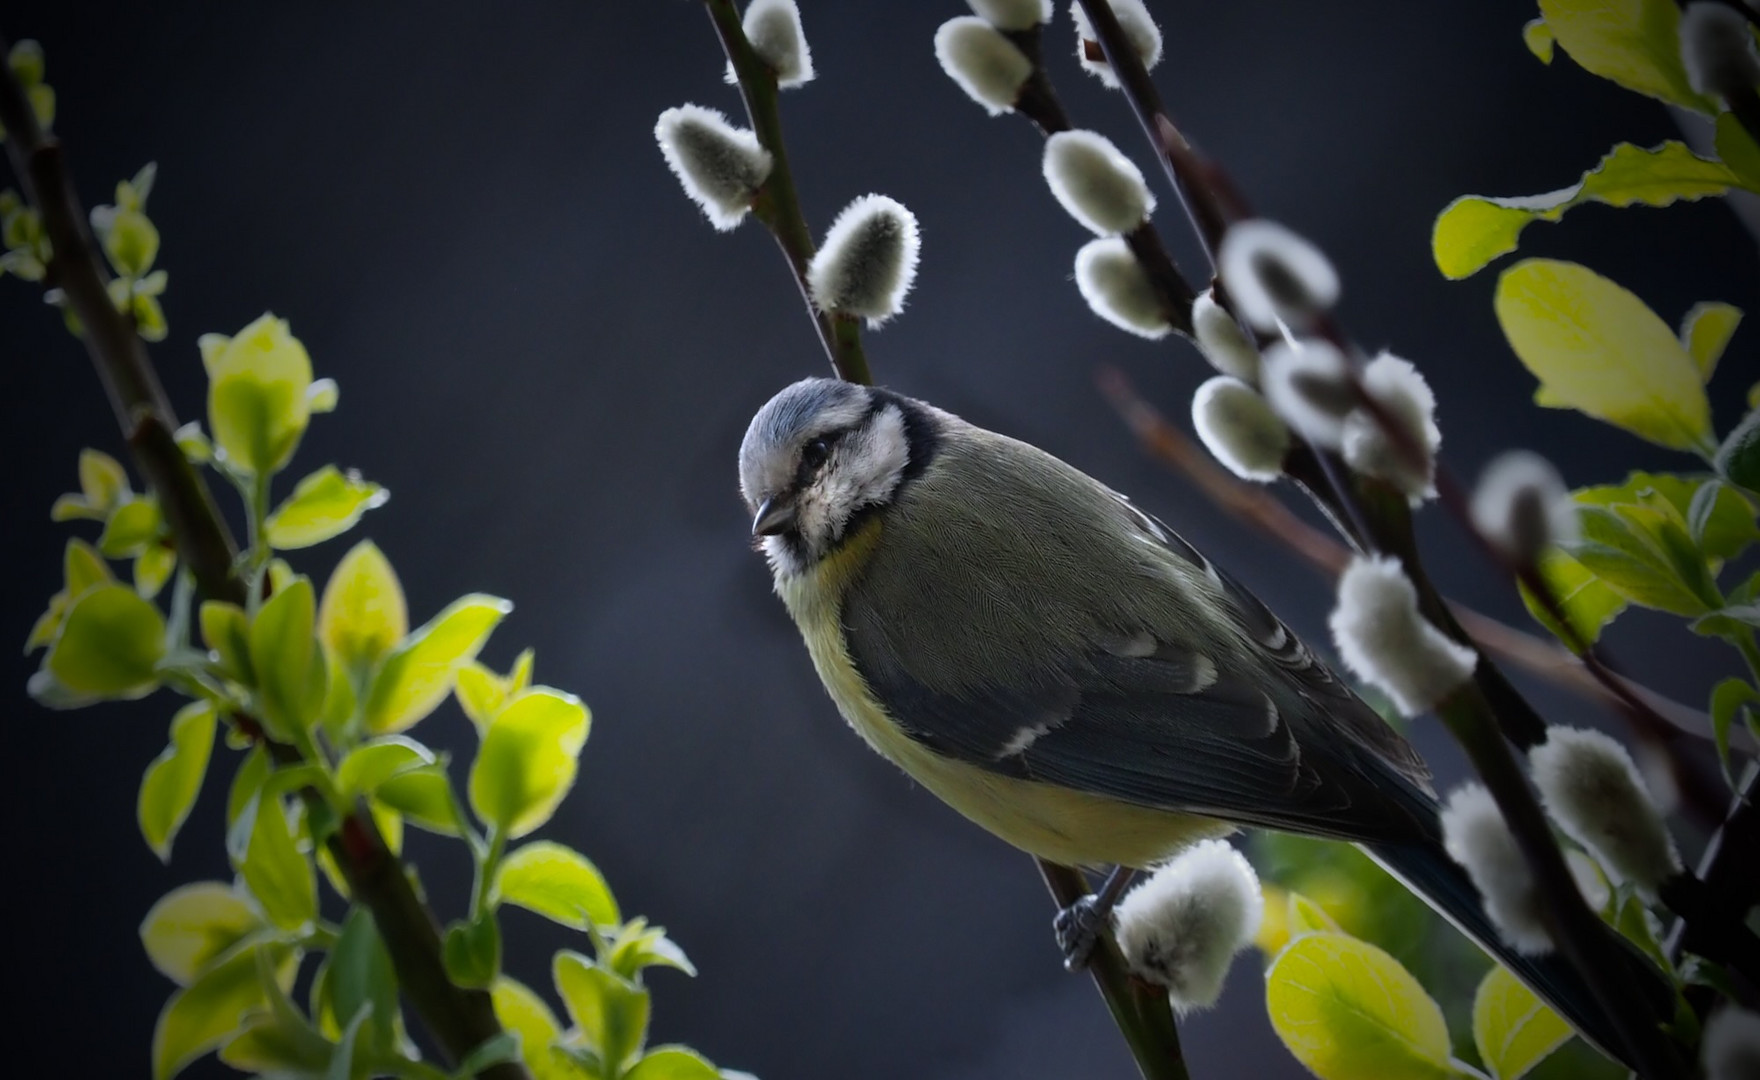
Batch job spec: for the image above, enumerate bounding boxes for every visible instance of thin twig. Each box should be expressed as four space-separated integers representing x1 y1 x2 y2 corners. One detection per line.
0 43 529 1080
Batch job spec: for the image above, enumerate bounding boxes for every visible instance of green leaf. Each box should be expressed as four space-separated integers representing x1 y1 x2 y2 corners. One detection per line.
1265 931 1454 1080
1680 302 1742 383
495 840 620 929
307 376 340 413
152 942 289 1080
1718 111 1760 187
228 745 270 833
361 593 511 735
1433 143 1742 279
1472 964 1572 1080
45 582 165 698
1710 678 1759 787
1612 890 1668 970
99 205 160 276
608 920 696 980
627 1048 722 1080
374 763 464 836
1716 409 1760 494
331 907 399 1054
218 999 332 1078
79 447 130 512
235 789 317 930
173 420 213 463
1537 0 1717 112
456 1032 524 1079
265 465 388 549
135 544 177 599
249 577 328 737
1521 548 1628 648
100 496 162 556
1496 259 1714 451
492 976 567 1080
1569 506 1716 616
469 689 590 838
1287 892 1343 938
1522 17 1554 63
455 661 509 732
554 951 651 1076
140 881 263 986
318 540 408 677
1580 472 1757 562
442 911 501 989
336 736 436 799
204 313 314 476
139 700 218 861
327 1003 370 1080
200 600 253 683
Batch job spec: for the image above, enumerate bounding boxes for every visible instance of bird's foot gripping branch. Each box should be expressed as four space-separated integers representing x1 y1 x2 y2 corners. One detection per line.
3 38 750 1080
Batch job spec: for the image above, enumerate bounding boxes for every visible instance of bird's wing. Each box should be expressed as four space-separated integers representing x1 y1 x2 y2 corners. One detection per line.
842 450 1436 846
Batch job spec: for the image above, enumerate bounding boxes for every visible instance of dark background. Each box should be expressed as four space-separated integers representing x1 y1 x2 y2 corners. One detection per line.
2 2 1753 1078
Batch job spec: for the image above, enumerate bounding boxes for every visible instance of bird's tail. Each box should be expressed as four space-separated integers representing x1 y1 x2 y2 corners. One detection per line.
1363 839 1673 1070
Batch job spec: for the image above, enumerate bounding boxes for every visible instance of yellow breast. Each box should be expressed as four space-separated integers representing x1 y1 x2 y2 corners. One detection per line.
776 520 1229 869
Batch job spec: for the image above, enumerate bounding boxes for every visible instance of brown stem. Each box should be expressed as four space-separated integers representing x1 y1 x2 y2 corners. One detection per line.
0 42 528 1080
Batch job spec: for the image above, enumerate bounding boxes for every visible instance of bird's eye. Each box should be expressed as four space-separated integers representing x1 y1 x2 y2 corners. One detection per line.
801 438 831 469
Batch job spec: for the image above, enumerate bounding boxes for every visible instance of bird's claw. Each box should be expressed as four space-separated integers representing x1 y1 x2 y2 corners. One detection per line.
1054 893 1106 971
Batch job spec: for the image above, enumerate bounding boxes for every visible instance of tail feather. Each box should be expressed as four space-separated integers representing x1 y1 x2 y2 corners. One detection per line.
1363 839 1673 1070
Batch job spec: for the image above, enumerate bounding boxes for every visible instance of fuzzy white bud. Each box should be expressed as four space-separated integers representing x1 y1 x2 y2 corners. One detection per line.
935 17 1034 116
1070 0 1163 90
1330 555 1477 717
655 105 773 232
1192 376 1290 483
724 0 815 89
1470 451 1580 565
1113 840 1263 1013
1441 783 1553 955
1217 219 1340 333
969 0 1053 31
1073 236 1169 339
1043 130 1156 236
1341 352 1440 504
1528 727 1681 898
807 194 921 328
1681 3 1760 99
1703 1007 1760 1080
1191 290 1261 383
1260 339 1354 448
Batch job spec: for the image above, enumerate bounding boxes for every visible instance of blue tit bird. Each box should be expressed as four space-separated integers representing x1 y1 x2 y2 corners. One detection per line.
738 376 1667 1065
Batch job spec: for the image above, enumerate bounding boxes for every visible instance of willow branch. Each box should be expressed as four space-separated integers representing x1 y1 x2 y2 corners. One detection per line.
704 0 870 385
0 44 527 1080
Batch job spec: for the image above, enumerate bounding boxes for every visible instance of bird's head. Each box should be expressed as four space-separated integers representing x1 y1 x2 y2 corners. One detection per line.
738 377 925 576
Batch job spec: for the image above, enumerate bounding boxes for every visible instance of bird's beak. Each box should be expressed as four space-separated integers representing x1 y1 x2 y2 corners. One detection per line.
752 496 797 537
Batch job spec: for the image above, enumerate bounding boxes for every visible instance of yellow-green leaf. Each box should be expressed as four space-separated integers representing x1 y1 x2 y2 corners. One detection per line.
152 942 291 1080
1433 143 1741 279
200 600 253 683
1680 302 1742 383
1473 964 1573 1080
100 496 162 556
248 577 327 737
626 1048 721 1080
139 700 218 861
495 840 621 928
455 660 509 732
140 881 263 986
318 540 407 675
362 593 510 734
1537 0 1717 112
375 765 464 836
469 689 590 838
1265 931 1454 1080
135 544 176 599
79 446 130 511
554 951 650 1076
1521 548 1628 648
1287 891 1343 938
1522 18 1554 63
65 536 113 595
264 465 387 549
204 312 314 476
46 582 165 698
1495 259 1713 451
336 735 435 798
235 791 316 931
1717 112 1760 191
492 976 568 1080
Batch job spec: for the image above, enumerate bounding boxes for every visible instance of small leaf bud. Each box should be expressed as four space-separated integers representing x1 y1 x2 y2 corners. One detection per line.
654 104 774 232
1114 840 1263 1013
968 0 1053 31
724 0 815 89
1191 376 1289 483
1469 450 1578 565
1681 3 1760 99
1341 352 1439 503
1330 555 1477 717
1441 782 1553 955
1070 0 1163 89
1259 338 1353 448
807 194 921 328
1190 289 1260 383
1528 726 1681 898
1217 219 1340 333
1073 237 1169 339
934 17 1034 116
1042 129 1156 236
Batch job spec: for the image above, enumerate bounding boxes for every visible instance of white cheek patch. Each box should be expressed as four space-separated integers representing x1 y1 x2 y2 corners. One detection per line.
798 404 910 553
